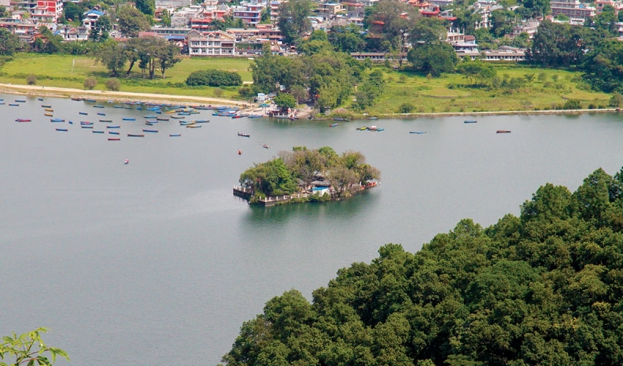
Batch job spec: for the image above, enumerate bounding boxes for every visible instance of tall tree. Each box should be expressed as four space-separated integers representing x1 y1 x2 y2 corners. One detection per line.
135 0 155 16
0 28 21 56
277 0 311 45
116 6 151 37
407 43 458 76
95 39 127 77
364 0 420 52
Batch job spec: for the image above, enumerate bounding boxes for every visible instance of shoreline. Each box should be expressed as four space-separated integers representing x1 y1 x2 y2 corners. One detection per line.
0 83 618 119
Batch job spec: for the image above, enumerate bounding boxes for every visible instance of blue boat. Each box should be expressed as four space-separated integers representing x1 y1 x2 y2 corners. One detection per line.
170 134 181 137
464 120 477 123
409 131 426 134
114 105 124 109
97 112 106 116
248 115 263 118
38 98 44 101
376 128 385 131
86 99 97 103
55 128 68 132
195 120 210 123
156 118 169 121
93 105 105 108
15 99 26 103
92 130 105 134
41 105 52 108
109 131 120 135
143 129 158 133
68 121 74 124
145 122 155 126
81 125 93 129
9 103 19 106
106 125 120 129
79 112 88 115
50 118 65 122
123 118 136 121
144 115 157 118
128 134 144 137
329 123 338 127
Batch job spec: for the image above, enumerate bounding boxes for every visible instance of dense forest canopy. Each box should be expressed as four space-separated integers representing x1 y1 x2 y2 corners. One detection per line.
224 167 623 365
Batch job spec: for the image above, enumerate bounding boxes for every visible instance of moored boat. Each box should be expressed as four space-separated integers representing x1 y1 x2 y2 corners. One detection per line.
15 99 26 103
368 117 378 120
108 138 120 141
410 131 426 134
56 128 68 132
464 120 477 123
128 134 144 137
106 125 120 129
81 125 93 129
44 113 53 117
143 129 158 133
97 112 106 116
92 130 105 134
109 131 120 135
169 134 182 137
329 123 338 127
496 130 511 134
93 105 105 108
186 125 202 128
122 118 136 121
357 126 367 131
99 119 112 122
8 104 19 106
15 118 31 122
263 144 269 149
50 118 65 122
79 112 88 115
237 132 250 137
80 121 93 125
41 105 52 108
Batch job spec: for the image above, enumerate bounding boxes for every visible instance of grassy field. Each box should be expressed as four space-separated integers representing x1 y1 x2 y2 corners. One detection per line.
0 54 253 99
363 65 612 114
0 54 613 113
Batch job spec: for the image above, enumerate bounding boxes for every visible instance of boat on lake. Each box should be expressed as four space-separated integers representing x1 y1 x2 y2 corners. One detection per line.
8 104 19 106
169 134 181 137
41 105 52 108
85 99 97 103
333 117 349 122
376 128 385 131
194 120 210 123
97 112 106 116
143 129 158 133
50 118 65 122
44 108 53 112
92 130 104 134
81 125 93 129
464 120 477 123
106 125 120 129
15 99 26 103
56 128 68 132
357 126 367 131
93 105 105 108
80 122 93 125
15 118 31 122
156 118 169 121
44 113 53 117
263 144 269 149
410 131 426 134
109 131 120 135
330 123 338 127
108 138 120 141
100 119 112 123
144 115 157 119
496 130 511 134
248 115 263 118
123 118 136 121
128 134 144 137
237 132 250 137
79 112 88 115
186 125 202 128
368 117 378 120
38 98 44 101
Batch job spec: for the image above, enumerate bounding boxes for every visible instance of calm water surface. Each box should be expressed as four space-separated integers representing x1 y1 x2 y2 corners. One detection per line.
1 94 623 365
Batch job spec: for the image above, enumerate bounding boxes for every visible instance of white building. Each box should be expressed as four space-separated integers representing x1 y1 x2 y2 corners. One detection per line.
187 29 236 56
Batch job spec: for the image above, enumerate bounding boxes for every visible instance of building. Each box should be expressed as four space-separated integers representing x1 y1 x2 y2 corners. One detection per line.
82 8 104 29
550 0 595 19
232 1 265 26
187 29 236 56
511 19 540 38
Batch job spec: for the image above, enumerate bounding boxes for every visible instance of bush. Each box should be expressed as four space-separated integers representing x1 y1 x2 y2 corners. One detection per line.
609 93 623 107
397 103 415 113
239 86 254 98
563 99 581 110
186 69 242 87
84 77 98 90
213 88 223 98
26 74 36 85
105 78 121 91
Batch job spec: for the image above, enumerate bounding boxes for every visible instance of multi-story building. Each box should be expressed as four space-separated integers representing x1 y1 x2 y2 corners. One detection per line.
82 8 104 29
550 0 595 19
233 1 265 25
187 30 236 56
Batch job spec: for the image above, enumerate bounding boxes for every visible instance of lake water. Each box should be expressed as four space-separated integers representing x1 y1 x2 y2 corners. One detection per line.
1 94 623 365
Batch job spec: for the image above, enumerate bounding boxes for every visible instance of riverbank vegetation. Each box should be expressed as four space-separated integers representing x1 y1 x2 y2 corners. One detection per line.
238 146 380 204
223 166 623 365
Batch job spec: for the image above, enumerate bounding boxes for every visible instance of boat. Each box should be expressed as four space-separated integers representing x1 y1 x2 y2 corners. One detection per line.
144 115 157 119
263 144 269 149
368 117 378 120
237 132 250 137
128 134 144 137
248 115 263 118
231 115 244 119
329 123 338 127
106 125 120 129
357 126 368 131
124 159 129 164
145 122 155 126
68 121 73 124
15 99 26 103
50 118 65 122
376 128 385 131
169 134 182 137
171 116 185 119
109 131 120 135
156 118 169 121
44 108 53 112
122 118 136 121
186 125 202 128
71 97 84 101
41 105 52 108
238 150 242 155
55 128 68 132
143 129 158 133
108 138 120 141
81 125 93 129
44 113 53 117
8 104 19 106
92 130 105 134
194 120 210 123
368 126 378 131
97 113 106 116
86 99 97 103
15 118 31 122
37 98 44 101
79 112 88 115
99 119 112 123
410 131 426 134
80 121 93 125
496 130 511 134
333 117 348 122
114 105 124 109
93 105 105 108
464 120 477 123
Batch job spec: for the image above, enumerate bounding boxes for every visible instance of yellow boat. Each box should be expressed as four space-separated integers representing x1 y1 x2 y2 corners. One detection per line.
44 113 53 117
45 108 53 112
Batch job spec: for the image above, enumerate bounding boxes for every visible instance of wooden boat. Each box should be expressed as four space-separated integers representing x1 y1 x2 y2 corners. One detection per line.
81 125 93 129
93 105 105 108
329 123 338 127
186 124 202 128
44 108 53 112
194 120 210 123
464 120 477 123
68 121 73 124
97 112 106 116
8 104 19 106
169 134 182 137
114 105 124 109
99 119 112 123
376 128 385 131
237 132 250 137
38 97 44 101
145 122 155 126
56 128 68 132
106 125 120 129
263 144 269 149
41 105 52 108
44 113 53 117
128 134 144 137
71 97 84 101
122 118 136 121
50 118 65 122
15 99 26 103
143 129 158 133
333 117 348 121
248 115 263 118
410 131 426 134
79 112 88 115
171 116 185 119
156 118 169 121
109 131 120 135
368 117 378 120
357 126 367 131
144 115 157 119
15 118 31 122
108 138 120 141
368 126 378 131
86 99 97 103
92 130 105 134
496 130 511 134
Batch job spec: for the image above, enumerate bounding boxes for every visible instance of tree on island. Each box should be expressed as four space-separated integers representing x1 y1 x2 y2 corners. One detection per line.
239 147 380 202
224 166 623 365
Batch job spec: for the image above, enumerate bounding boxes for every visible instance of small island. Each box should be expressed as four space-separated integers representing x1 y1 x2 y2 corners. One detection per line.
233 146 380 206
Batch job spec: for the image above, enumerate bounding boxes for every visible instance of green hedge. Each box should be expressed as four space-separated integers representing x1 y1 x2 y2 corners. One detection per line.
185 69 242 87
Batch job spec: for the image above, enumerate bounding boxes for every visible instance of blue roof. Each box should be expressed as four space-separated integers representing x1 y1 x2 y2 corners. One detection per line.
84 9 104 16
165 35 186 40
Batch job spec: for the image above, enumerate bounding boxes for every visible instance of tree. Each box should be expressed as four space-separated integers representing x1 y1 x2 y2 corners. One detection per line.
239 158 298 197
157 41 181 78
277 0 311 45
456 60 497 86
0 5 6 18
84 77 98 90
62 2 83 23
328 25 366 53
105 78 121 91
161 9 171 27
116 7 151 37
95 40 127 77
365 0 420 51
0 28 21 56
407 43 458 76
274 93 297 109
135 0 155 16
0 328 69 366
523 0 550 16
26 74 37 85
409 17 446 45
290 85 308 103
593 5 617 36
529 21 601 67
186 70 243 87
89 15 112 42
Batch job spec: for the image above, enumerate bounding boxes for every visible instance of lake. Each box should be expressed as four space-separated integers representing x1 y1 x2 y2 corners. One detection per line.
1 94 622 365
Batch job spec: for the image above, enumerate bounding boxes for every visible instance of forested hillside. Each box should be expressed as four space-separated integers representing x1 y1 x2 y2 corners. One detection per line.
222 167 623 365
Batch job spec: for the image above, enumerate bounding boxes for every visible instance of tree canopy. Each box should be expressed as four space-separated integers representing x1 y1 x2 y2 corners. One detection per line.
277 0 311 45
116 6 151 37
225 166 623 365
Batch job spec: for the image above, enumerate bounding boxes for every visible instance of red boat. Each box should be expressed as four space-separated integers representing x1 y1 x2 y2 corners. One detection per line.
15 118 31 122
496 130 511 134
108 138 120 141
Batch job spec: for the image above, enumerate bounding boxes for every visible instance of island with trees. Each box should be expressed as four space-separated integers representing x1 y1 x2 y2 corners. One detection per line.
223 166 623 365
234 146 380 206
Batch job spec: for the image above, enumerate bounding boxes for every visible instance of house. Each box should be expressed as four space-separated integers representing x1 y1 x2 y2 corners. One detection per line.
57 24 89 41
187 29 236 56
82 8 104 29
550 0 595 19
511 19 540 38
232 0 266 26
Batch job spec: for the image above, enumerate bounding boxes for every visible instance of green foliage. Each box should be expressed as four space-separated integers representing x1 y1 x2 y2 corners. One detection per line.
365 0 420 52
105 78 120 91
354 69 386 110
456 60 497 87
239 158 298 196
135 0 155 16
185 69 242 87
0 328 69 366
397 102 415 113
95 40 127 77
328 25 366 53
407 43 458 76
277 0 311 45
273 93 297 109
26 73 36 85
225 166 623 365
83 77 98 90
530 21 602 67
116 6 151 37
582 39 623 93
0 28 21 56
